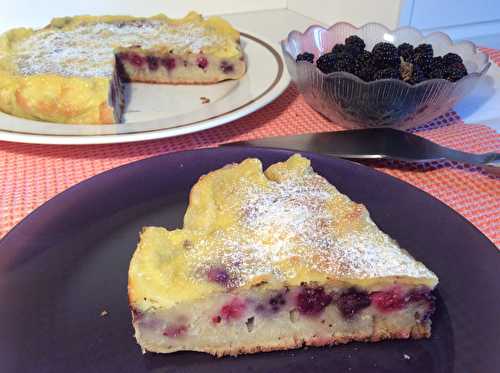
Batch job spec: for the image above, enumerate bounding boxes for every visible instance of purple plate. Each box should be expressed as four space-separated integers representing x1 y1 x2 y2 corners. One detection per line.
0 147 498 373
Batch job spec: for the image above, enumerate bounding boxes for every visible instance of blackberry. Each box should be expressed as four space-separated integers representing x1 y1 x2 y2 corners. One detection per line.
316 52 337 73
397 43 414 61
411 43 433 68
442 53 463 66
331 43 345 55
409 65 427 84
428 68 445 79
345 35 366 52
344 44 362 57
354 64 377 82
353 50 374 81
296 52 315 63
332 52 355 73
372 42 400 68
444 62 467 82
356 50 372 66
414 43 434 59
373 67 400 80
423 56 443 75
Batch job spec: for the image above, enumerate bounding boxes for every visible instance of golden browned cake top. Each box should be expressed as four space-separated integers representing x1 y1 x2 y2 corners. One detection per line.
128 154 438 310
0 12 241 78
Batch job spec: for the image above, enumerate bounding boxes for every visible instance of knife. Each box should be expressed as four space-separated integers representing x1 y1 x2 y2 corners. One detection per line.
225 128 500 174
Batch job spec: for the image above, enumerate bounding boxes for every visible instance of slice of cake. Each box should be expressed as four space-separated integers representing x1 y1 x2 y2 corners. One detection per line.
0 12 246 124
128 154 438 357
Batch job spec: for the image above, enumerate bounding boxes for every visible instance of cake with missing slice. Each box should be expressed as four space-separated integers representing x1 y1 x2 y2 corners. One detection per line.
128 154 438 356
0 12 245 124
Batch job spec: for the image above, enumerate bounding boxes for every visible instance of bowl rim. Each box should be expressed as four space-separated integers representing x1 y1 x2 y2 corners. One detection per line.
281 21 491 87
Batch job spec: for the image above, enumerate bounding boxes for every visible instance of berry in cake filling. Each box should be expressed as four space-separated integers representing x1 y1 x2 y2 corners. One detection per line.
163 324 188 338
129 53 145 67
295 285 332 316
220 61 234 73
255 291 288 314
197 56 209 69
218 297 246 321
335 288 371 318
146 56 160 70
162 57 176 70
207 267 230 285
371 286 407 312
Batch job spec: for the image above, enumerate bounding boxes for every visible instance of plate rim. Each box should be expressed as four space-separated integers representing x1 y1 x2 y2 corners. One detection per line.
0 31 290 145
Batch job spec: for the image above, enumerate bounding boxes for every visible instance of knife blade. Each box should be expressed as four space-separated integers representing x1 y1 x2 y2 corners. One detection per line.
224 128 500 171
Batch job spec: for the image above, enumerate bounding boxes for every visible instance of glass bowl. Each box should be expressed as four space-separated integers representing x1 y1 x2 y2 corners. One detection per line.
281 22 491 129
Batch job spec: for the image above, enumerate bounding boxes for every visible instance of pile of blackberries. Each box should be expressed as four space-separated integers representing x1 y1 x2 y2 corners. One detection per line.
296 35 468 84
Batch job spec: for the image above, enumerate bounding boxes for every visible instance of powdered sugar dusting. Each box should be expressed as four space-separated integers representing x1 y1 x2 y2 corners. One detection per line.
187 170 436 288
13 20 226 78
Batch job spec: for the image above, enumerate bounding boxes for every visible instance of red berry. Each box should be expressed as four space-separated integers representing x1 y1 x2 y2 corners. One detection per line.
219 298 246 321
371 287 406 312
129 53 144 67
163 324 187 337
197 56 209 69
162 57 176 70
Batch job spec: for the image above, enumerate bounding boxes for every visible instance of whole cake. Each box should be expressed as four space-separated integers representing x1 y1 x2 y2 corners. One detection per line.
128 154 438 357
0 12 246 124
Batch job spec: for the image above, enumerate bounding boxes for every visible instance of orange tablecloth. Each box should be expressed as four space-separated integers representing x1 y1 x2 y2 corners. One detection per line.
1 50 499 246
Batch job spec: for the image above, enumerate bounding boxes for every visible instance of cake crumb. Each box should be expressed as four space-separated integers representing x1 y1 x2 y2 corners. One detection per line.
403 353 411 360
100 310 109 317
200 96 210 104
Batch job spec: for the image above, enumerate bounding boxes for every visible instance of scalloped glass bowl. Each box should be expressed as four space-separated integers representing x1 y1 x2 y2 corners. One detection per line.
281 22 491 129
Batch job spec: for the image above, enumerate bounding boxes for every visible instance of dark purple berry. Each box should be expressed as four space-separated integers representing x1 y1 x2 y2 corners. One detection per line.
296 52 315 63
354 61 377 82
444 62 467 82
405 287 434 303
373 67 401 80
414 43 434 59
316 52 337 73
146 56 159 70
442 52 463 66
356 50 372 65
220 61 234 73
409 65 427 84
397 42 414 61
331 43 346 55
332 52 355 73
411 43 433 69
296 286 332 316
269 292 287 312
372 42 400 68
207 267 230 285
345 35 366 52
336 289 371 318
344 44 362 57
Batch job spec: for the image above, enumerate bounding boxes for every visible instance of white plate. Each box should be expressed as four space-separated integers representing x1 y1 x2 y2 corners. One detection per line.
0 32 289 145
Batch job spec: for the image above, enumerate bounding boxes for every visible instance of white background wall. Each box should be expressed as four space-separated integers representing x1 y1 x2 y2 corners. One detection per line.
2 0 500 41
0 0 286 31
287 0 404 29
